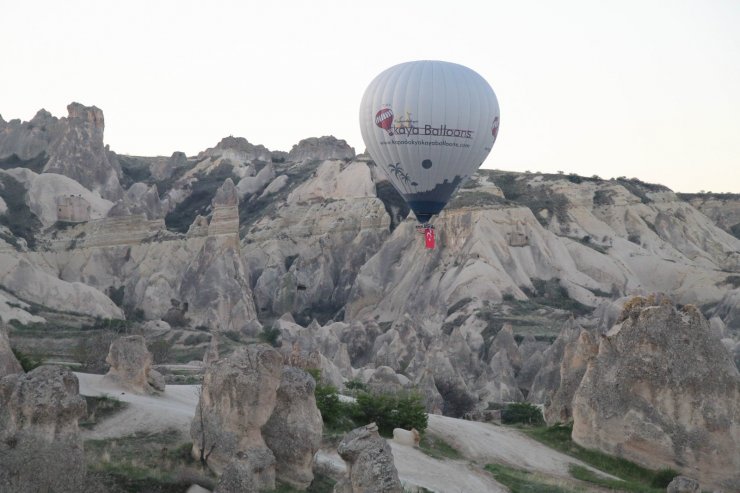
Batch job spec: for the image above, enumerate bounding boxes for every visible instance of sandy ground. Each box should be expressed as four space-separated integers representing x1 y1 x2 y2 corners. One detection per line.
427 414 607 479
75 372 607 492
76 372 199 439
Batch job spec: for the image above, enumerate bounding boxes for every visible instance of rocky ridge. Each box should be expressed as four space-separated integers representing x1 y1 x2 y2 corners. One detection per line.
0 103 738 491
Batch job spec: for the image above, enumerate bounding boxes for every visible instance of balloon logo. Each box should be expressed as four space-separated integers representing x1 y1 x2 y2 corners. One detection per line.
375 108 394 135
492 116 500 141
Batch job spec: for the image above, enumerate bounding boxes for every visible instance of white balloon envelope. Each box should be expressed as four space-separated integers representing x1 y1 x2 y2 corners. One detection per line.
359 60 500 224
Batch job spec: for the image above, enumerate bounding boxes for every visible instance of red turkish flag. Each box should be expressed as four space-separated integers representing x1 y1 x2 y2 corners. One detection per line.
424 227 435 249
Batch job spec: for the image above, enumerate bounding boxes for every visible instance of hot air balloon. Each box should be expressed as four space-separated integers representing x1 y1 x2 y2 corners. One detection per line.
359 60 500 249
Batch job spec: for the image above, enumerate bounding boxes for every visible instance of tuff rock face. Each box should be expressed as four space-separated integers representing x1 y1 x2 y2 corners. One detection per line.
666 475 700 493
216 449 275 493
287 136 355 163
0 323 22 377
543 329 598 425
0 252 123 319
572 300 740 491
528 318 581 405
199 136 272 164
108 181 165 219
103 335 163 394
345 173 740 322
180 179 258 331
245 158 389 324
190 344 283 485
0 365 87 493
0 109 58 162
682 193 740 238
262 367 323 489
334 423 403 493
0 103 122 200
43 103 122 199
25 170 115 226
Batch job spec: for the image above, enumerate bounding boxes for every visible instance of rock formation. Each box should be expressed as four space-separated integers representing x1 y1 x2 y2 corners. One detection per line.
103 335 163 394
477 350 523 403
345 172 740 322
543 329 598 424
666 476 700 493
109 182 165 219
179 179 258 332
487 324 522 371
262 367 323 489
0 103 122 200
215 449 275 493
0 253 123 319
198 136 272 164
287 136 355 162
334 423 403 493
190 344 283 487
43 103 122 199
528 319 581 405
0 365 87 493
246 158 389 324
0 323 22 377
572 300 740 491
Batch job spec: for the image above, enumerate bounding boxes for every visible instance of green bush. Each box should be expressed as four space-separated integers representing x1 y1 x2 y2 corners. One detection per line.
258 326 281 347
501 402 545 426
183 333 211 346
314 382 351 430
344 379 367 392
310 371 428 436
651 468 679 488
355 391 428 436
12 348 42 372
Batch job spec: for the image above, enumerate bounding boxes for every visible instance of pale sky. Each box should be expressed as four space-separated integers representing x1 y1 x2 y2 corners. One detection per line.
2 0 739 193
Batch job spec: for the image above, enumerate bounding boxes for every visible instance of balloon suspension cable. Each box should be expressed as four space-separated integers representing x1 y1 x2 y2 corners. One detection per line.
415 223 435 234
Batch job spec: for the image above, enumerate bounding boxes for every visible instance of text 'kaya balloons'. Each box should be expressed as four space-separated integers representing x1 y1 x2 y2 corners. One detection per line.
359 60 500 224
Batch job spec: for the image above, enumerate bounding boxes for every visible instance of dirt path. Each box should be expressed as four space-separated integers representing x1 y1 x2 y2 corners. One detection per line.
75 372 198 439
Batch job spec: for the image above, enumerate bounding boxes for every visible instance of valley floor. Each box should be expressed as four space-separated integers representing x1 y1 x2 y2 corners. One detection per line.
76 372 613 493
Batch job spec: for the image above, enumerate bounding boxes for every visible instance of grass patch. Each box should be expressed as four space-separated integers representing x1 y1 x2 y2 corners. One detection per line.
524 424 676 491
485 463 572 493
271 473 336 493
418 434 462 460
11 347 42 371
79 394 128 429
569 464 668 493
85 429 210 492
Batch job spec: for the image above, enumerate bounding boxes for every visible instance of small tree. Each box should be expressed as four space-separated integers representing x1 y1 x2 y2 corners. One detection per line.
194 386 216 467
